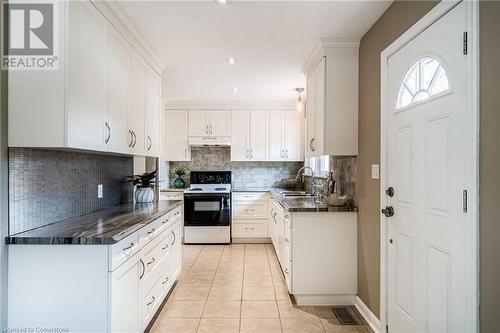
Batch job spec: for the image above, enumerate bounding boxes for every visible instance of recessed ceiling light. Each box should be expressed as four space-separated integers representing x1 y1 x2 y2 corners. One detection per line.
227 57 236 64
233 87 239 93
215 0 228 4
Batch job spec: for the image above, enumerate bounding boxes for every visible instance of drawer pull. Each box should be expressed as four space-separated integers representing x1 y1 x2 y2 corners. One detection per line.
285 215 290 218
163 218 169 224
123 242 135 251
147 228 156 235
146 296 156 306
139 259 145 279
147 258 156 266
162 276 170 285
162 242 169 250
171 231 176 245
284 268 290 275
284 238 290 243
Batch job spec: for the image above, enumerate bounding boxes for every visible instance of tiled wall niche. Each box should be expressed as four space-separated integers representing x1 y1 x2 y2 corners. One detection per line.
8 148 134 235
169 147 303 189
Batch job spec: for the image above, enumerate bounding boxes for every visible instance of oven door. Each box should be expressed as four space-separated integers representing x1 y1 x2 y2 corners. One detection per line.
184 193 231 227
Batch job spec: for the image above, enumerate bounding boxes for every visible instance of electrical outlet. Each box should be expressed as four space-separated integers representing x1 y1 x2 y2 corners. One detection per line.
371 164 380 180
97 184 103 198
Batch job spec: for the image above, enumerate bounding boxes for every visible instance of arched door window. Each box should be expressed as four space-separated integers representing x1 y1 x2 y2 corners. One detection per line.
397 56 450 110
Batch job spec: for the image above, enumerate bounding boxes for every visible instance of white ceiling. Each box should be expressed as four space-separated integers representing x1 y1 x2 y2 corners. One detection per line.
116 1 391 103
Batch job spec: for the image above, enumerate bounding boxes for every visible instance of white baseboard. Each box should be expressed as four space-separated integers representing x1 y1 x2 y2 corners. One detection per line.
231 237 271 244
293 294 355 306
354 296 381 333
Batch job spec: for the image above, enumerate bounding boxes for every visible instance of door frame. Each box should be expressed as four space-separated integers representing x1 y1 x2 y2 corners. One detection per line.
379 1 480 332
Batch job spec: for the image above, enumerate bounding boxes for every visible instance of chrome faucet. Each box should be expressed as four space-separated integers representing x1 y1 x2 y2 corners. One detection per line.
295 166 325 203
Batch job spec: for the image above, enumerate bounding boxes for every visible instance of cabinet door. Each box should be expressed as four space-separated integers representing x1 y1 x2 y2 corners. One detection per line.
188 110 210 136
145 68 161 157
283 110 303 161
108 26 131 154
313 57 326 156
230 110 249 161
170 221 182 279
209 111 231 136
269 111 284 161
67 1 108 152
249 110 269 161
130 52 147 156
109 253 141 333
164 110 190 161
305 68 316 157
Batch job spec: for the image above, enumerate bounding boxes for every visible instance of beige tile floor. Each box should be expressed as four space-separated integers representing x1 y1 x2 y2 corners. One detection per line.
150 244 372 333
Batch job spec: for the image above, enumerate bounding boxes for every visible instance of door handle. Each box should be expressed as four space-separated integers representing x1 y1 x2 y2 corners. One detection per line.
382 206 394 217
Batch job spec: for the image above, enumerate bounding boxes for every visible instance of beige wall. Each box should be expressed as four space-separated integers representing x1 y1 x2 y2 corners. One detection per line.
479 2 500 331
356 0 438 318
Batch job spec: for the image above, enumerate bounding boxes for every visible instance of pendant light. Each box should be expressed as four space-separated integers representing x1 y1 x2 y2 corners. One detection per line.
295 88 305 113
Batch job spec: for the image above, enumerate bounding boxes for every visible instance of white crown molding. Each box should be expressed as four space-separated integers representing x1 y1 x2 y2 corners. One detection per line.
165 101 296 111
302 38 360 77
92 1 164 74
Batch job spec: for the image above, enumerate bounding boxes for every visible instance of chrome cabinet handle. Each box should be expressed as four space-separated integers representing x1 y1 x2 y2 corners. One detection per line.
123 242 135 251
184 148 188 158
128 130 134 147
309 138 316 152
146 296 155 306
272 212 277 224
105 122 111 144
206 125 209 134
210 124 213 135
284 268 290 275
284 237 290 243
162 241 169 250
171 230 176 246
147 136 152 151
163 218 169 224
162 276 169 285
132 131 137 148
285 150 289 158
147 228 155 235
139 259 145 279
147 257 156 266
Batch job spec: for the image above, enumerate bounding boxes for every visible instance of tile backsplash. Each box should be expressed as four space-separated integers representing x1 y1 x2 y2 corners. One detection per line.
169 147 303 188
8 148 133 235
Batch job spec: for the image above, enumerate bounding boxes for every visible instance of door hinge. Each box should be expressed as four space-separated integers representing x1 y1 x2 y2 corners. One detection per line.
463 190 468 213
463 31 468 55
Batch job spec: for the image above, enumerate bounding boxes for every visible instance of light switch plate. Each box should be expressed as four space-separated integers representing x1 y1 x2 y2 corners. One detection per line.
371 164 380 179
97 184 103 198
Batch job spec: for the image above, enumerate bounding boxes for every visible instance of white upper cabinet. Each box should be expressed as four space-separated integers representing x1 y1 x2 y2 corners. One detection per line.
269 110 304 161
108 26 132 154
303 40 359 157
230 110 249 161
145 68 162 157
8 1 162 157
164 110 191 161
230 110 269 161
66 1 109 152
210 111 231 137
130 51 147 156
188 110 230 137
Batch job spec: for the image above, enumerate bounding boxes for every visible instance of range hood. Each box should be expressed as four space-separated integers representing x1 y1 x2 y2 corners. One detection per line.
188 136 231 147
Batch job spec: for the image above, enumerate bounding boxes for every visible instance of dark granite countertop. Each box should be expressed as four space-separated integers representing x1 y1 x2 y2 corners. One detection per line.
6 200 183 245
269 189 357 213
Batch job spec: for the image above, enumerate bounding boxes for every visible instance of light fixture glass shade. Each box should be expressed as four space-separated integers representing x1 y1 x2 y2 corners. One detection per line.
297 98 303 113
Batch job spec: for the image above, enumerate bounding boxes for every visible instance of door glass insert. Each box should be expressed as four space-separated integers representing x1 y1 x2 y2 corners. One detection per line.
397 56 450 110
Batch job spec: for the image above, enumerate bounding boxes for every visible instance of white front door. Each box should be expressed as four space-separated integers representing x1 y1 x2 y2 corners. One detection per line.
386 2 475 332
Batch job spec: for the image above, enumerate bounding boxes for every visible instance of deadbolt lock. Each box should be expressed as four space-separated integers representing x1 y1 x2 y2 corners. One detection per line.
386 187 394 197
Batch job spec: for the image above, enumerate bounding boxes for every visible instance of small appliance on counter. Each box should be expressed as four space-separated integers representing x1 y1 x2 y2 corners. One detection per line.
184 171 231 244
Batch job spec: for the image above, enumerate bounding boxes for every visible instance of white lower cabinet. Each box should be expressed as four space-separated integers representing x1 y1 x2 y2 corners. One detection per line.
268 196 358 306
232 192 269 239
7 205 183 333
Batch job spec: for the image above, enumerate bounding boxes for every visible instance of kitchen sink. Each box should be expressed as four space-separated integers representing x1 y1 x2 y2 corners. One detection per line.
280 191 314 198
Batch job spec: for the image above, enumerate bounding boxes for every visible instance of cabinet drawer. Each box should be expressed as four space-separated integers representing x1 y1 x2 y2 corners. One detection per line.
109 232 140 271
233 192 268 203
233 203 267 219
141 230 169 289
232 222 267 237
